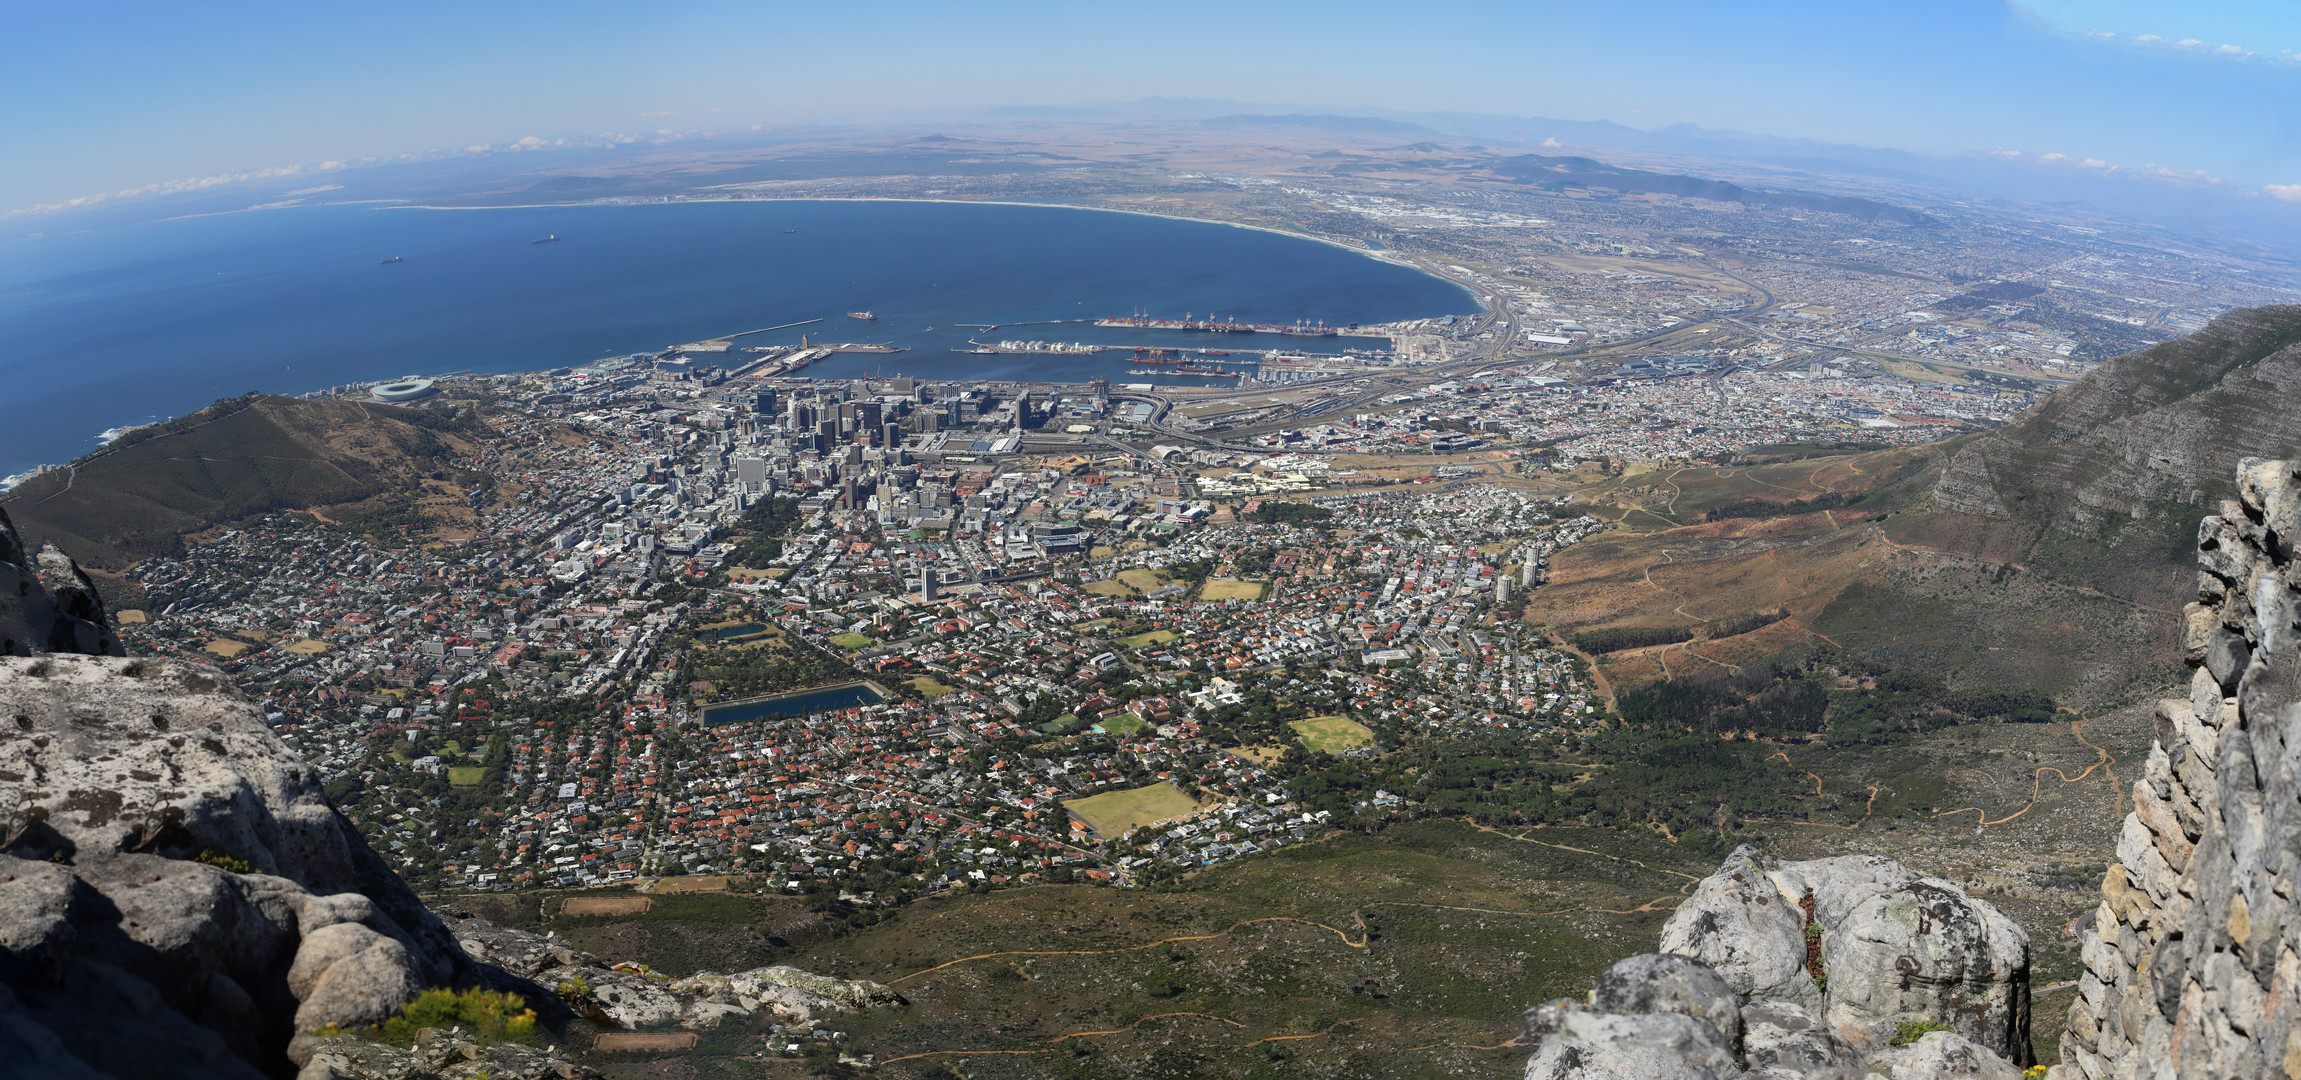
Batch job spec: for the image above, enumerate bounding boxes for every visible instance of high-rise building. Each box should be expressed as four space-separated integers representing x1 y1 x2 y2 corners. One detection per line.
917 565 938 602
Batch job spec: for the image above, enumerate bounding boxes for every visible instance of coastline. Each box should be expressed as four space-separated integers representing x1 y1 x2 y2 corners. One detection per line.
3 197 1475 480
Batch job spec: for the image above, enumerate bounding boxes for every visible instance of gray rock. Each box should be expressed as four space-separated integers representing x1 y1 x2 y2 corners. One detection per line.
1521 1010 1736 1079
293 934 423 1035
1819 876 2031 1061
1588 953 1739 1047
585 967 748 1029
0 507 121 659
738 965 907 1011
1739 1000 1863 1074
439 912 599 979
1657 846 1817 1012
289 923 387 1002
1864 1030 2023 1079
295 1030 602 1080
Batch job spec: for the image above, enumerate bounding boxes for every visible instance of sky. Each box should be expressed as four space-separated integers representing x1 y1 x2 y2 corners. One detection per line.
7 0 2301 215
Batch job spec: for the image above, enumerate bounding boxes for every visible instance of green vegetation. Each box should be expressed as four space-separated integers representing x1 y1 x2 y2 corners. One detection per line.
1892 1018 1953 1046
1709 608 1791 639
1243 502 1336 526
907 675 956 697
829 632 877 650
190 849 253 874
1704 492 1854 523
447 766 488 787
720 496 801 569
1120 629 1178 649
375 988 537 1047
759 821 1697 1078
1574 625 1693 654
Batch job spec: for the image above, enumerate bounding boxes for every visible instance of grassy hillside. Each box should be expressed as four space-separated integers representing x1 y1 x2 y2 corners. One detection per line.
2 394 490 571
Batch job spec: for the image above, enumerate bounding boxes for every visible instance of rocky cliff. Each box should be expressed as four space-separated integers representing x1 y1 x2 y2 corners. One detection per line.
1 505 122 657
2053 456 2301 1078
0 514 899 1079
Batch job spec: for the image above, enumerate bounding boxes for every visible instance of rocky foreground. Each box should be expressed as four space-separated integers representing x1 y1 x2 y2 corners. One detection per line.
1522 849 2034 1079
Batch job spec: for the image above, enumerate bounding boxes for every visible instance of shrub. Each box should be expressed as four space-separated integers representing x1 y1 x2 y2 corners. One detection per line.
1573 625 1693 654
191 849 254 874
555 974 592 1003
1890 1018 1952 1046
377 987 538 1046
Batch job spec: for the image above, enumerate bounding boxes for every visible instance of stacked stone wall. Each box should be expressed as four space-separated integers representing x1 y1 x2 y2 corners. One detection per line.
2056 457 2301 1078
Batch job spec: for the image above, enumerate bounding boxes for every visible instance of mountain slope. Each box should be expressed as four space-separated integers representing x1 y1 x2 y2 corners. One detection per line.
1 394 488 572
1523 304 2301 705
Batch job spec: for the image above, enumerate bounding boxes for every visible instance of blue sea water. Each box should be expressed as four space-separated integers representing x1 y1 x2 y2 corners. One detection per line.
0 199 1476 478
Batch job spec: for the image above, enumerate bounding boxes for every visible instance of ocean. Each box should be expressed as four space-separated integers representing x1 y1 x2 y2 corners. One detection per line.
0 199 1477 479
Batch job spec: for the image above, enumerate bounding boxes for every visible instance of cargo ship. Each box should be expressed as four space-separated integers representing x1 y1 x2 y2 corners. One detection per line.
846 311 876 320
379 256 403 265
532 234 559 245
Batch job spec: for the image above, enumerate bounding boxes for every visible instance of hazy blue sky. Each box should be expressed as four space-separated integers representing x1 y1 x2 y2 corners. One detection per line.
8 0 2301 214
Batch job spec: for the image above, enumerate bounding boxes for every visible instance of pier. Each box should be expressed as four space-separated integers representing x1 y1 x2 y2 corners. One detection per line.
724 318 824 338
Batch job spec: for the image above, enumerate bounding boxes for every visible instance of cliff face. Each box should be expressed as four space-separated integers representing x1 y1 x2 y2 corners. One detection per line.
1913 304 2301 613
2054 456 2301 1078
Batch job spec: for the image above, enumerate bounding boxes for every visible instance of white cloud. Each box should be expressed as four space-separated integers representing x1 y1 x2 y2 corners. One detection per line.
1540 137 1564 149
1991 146 2230 188
2055 22 2282 65
2265 184 2301 203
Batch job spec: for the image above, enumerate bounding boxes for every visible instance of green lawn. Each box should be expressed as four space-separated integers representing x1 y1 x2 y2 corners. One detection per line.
1292 715 1376 753
1120 630 1178 649
829 632 876 650
1098 713 1151 736
907 676 956 697
1064 780 1198 835
447 766 488 787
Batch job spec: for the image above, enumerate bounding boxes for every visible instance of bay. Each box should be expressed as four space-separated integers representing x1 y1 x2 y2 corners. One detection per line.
0 199 1477 479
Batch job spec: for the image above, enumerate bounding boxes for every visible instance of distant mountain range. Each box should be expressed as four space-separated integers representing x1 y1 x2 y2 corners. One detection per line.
1486 152 1934 225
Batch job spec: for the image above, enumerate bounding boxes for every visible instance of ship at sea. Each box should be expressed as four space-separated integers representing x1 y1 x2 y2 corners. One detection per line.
379 256 403 265
846 310 876 320
532 234 559 245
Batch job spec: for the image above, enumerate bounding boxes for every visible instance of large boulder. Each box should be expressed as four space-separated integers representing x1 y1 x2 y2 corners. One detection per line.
1866 1029 2024 1079
1587 953 1739 1048
1819 875 2032 1059
1659 846 2031 1066
1739 1000 1864 1075
0 653 481 1077
1522 1005 1737 1080
1657 847 1818 1012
